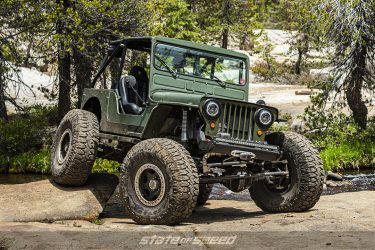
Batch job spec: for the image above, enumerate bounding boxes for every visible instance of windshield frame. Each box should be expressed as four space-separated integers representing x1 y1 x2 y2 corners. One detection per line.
152 42 248 86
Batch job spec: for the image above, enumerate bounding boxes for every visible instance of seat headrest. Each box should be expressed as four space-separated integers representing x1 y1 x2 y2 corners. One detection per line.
121 75 137 88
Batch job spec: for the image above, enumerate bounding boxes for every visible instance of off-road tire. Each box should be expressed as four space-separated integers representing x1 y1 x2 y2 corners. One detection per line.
51 109 99 186
120 138 199 225
250 132 324 212
196 183 213 206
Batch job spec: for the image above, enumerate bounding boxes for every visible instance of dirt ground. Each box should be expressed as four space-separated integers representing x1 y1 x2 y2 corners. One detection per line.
1 191 374 249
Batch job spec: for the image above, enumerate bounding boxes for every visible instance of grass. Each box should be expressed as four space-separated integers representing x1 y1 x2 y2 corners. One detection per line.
1 150 50 174
1 153 121 174
320 140 375 172
92 158 121 174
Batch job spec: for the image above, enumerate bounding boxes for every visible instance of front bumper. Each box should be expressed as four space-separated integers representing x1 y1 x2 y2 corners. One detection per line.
208 137 282 161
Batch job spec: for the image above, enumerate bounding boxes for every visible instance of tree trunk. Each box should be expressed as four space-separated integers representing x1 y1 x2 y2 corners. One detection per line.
74 48 93 107
23 38 33 68
221 0 230 49
0 83 8 121
294 34 309 75
57 51 71 121
0 56 8 121
295 48 303 75
56 0 71 121
346 42 368 129
222 28 229 49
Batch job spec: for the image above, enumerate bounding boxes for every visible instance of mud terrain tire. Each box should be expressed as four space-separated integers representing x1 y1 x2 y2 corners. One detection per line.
51 109 99 186
197 184 213 206
250 132 324 212
120 138 199 225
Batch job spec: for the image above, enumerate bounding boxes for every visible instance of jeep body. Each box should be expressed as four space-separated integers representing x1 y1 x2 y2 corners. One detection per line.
81 37 281 168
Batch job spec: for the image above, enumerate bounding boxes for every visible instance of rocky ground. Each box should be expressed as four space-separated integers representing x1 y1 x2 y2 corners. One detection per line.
0 173 374 249
0 191 374 249
0 174 118 222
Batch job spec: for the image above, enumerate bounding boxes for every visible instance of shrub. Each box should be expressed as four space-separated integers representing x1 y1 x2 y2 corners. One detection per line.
251 62 274 80
320 141 374 172
307 120 375 171
251 61 293 82
7 149 50 174
0 105 57 158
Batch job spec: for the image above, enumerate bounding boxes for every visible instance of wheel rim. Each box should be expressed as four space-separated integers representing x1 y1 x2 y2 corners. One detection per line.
134 164 166 207
57 129 72 165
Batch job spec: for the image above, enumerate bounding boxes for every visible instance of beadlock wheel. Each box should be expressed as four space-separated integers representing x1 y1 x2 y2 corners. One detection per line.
134 163 166 207
120 138 199 225
57 129 72 165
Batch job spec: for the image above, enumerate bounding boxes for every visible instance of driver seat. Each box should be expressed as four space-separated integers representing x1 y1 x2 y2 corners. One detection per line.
117 75 143 115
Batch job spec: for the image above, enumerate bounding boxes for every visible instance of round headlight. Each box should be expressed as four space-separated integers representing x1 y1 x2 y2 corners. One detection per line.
204 100 221 119
256 109 273 128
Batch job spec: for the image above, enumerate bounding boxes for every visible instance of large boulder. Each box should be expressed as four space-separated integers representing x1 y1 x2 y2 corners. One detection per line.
0 173 118 222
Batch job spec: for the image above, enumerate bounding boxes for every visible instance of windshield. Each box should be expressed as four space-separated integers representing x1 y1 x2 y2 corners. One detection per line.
154 43 246 85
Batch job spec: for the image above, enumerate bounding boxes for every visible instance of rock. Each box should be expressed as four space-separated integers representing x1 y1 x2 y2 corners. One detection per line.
295 90 313 95
326 181 338 187
290 120 305 133
0 173 118 222
309 67 333 79
326 171 343 181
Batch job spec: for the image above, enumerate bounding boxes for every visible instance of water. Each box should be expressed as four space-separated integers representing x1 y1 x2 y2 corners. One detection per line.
210 170 375 201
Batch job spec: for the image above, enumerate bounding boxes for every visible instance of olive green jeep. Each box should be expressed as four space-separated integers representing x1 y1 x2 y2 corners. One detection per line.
51 37 324 225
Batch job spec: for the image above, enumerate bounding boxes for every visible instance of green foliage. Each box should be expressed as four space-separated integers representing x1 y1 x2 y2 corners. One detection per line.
6 150 50 174
306 118 375 171
251 62 273 80
0 105 56 173
251 61 292 81
91 218 103 225
0 103 119 174
188 0 261 47
320 140 374 172
92 158 120 174
0 105 56 157
302 76 340 130
270 112 292 132
148 0 202 42
302 61 374 171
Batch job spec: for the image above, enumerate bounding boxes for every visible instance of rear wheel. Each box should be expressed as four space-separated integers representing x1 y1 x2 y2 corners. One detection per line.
51 109 99 186
250 132 324 212
120 138 199 225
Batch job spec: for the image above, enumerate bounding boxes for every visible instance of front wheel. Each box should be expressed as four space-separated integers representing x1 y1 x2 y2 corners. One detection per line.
196 183 213 206
250 132 324 212
120 138 199 225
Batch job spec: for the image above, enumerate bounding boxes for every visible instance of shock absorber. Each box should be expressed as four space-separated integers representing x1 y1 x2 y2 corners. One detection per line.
181 109 188 143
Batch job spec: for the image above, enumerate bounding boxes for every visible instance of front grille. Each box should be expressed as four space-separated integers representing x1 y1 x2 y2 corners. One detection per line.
217 102 257 141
